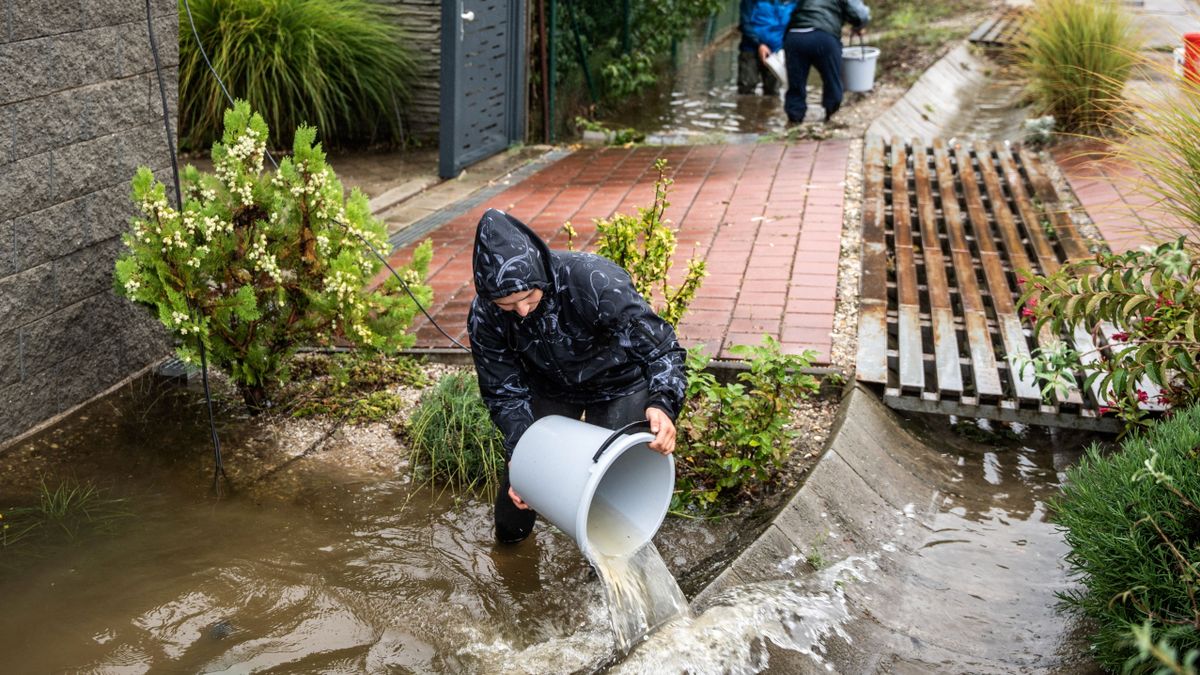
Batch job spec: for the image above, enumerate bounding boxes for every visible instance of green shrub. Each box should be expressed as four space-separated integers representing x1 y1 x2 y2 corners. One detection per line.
179 0 417 151
115 102 433 412
674 336 820 512
406 372 505 493
1054 403 1200 671
1019 238 1199 428
589 159 706 327
2 479 129 546
1020 0 1139 134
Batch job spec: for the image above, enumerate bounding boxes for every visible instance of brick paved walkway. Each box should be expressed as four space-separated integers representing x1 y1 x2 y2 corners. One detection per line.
1054 143 1186 253
385 141 849 363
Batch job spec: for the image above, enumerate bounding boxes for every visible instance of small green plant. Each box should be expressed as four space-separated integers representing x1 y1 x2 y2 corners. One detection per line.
115 102 433 412
1018 238 1199 427
1054 404 1200 671
179 0 417 150
594 159 706 327
2 479 130 546
281 352 428 423
1127 622 1200 675
674 336 820 512
406 372 505 493
1020 0 1139 134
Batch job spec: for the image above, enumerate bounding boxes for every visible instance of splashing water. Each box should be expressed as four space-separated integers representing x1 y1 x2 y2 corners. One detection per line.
585 500 691 651
613 556 877 674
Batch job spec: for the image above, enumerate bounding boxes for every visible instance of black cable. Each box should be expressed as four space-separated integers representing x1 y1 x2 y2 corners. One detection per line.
146 0 228 492
180 0 469 353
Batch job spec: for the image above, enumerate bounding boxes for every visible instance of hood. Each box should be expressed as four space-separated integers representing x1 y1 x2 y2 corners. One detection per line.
472 208 553 301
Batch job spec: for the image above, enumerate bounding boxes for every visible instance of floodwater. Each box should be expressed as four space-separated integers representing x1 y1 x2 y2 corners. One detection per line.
0 375 1108 673
604 34 789 141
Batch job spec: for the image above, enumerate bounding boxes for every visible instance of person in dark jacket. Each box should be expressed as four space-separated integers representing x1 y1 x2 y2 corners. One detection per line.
783 0 870 125
468 208 686 544
738 0 795 95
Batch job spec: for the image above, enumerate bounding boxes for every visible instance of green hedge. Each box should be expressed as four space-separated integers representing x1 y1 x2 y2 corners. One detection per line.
1056 404 1200 671
179 0 417 151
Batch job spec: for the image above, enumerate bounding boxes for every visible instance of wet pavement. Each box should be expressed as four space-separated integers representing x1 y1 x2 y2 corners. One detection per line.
384 141 849 362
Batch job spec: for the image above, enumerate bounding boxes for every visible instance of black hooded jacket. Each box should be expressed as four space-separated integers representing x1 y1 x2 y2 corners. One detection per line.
468 209 687 458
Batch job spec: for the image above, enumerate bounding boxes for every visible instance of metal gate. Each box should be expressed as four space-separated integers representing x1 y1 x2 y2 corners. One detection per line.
439 0 527 179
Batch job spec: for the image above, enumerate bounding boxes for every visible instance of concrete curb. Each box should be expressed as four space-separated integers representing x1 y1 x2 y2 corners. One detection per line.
867 42 988 142
692 385 1080 673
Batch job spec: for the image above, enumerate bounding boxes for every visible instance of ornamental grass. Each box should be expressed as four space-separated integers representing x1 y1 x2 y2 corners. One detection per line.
179 0 417 151
1020 0 1139 134
1054 403 1200 671
406 372 505 494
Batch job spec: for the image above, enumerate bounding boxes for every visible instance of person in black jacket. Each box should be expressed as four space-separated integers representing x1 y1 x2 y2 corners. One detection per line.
783 0 870 125
468 208 686 544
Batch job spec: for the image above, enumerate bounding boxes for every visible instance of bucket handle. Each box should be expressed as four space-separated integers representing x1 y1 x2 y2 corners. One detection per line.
592 420 654 463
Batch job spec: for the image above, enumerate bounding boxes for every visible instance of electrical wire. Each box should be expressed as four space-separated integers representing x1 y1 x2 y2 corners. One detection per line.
178 0 469 352
145 0 228 492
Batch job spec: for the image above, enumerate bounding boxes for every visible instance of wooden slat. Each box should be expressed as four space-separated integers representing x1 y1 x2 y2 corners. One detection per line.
892 139 925 393
1016 147 1092 262
931 138 1008 398
972 141 1085 409
968 17 1000 43
857 135 889 385
912 140 963 396
954 142 1046 404
994 143 1061 275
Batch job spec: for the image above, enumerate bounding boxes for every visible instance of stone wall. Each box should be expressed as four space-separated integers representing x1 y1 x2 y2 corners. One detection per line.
0 1 177 447
374 0 441 142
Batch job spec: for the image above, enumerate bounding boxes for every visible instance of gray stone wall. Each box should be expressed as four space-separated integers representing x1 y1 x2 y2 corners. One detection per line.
0 0 176 447
374 0 441 143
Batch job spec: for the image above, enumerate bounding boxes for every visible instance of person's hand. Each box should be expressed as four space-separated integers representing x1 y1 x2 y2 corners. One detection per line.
757 44 771 64
645 407 676 455
851 25 865 37
509 486 530 510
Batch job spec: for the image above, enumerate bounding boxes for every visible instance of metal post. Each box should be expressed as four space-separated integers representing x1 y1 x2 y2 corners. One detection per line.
548 0 557 142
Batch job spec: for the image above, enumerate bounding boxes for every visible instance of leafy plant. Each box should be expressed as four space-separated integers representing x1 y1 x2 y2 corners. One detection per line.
280 352 428 424
1054 404 1200 671
674 336 820 512
1127 622 1200 675
1020 0 1139 134
1019 239 1199 427
594 159 706 327
115 102 433 412
406 372 505 493
179 0 417 150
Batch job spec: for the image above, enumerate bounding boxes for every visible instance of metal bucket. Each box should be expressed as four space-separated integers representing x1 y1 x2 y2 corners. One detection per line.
509 416 674 557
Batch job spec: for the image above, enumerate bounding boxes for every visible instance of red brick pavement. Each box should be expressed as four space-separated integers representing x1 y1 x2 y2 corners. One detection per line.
387 142 850 363
1054 143 1187 253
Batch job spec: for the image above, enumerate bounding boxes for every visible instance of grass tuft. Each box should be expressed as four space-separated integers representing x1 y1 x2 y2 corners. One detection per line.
179 0 417 151
405 372 505 494
1020 0 1140 134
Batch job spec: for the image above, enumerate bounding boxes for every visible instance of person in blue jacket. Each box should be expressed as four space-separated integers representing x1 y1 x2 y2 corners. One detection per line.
468 209 686 544
738 0 795 95
783 0 870 125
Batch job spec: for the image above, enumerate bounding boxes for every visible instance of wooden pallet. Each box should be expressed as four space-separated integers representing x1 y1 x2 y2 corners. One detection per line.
856 136 1120 432
968 8 1030 50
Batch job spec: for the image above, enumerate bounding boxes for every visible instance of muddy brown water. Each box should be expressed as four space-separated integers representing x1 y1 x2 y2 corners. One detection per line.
0 377 743 673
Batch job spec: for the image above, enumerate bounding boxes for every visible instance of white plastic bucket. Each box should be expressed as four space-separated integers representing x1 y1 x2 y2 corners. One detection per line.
509 416 674 557
842 45 880 92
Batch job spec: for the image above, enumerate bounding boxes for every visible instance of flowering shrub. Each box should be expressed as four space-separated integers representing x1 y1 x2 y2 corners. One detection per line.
1019 239 1199 427
115 101 432 411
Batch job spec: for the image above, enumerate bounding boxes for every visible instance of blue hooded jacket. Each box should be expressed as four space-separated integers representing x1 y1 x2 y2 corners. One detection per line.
468 209 687 458
744 0 798 53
